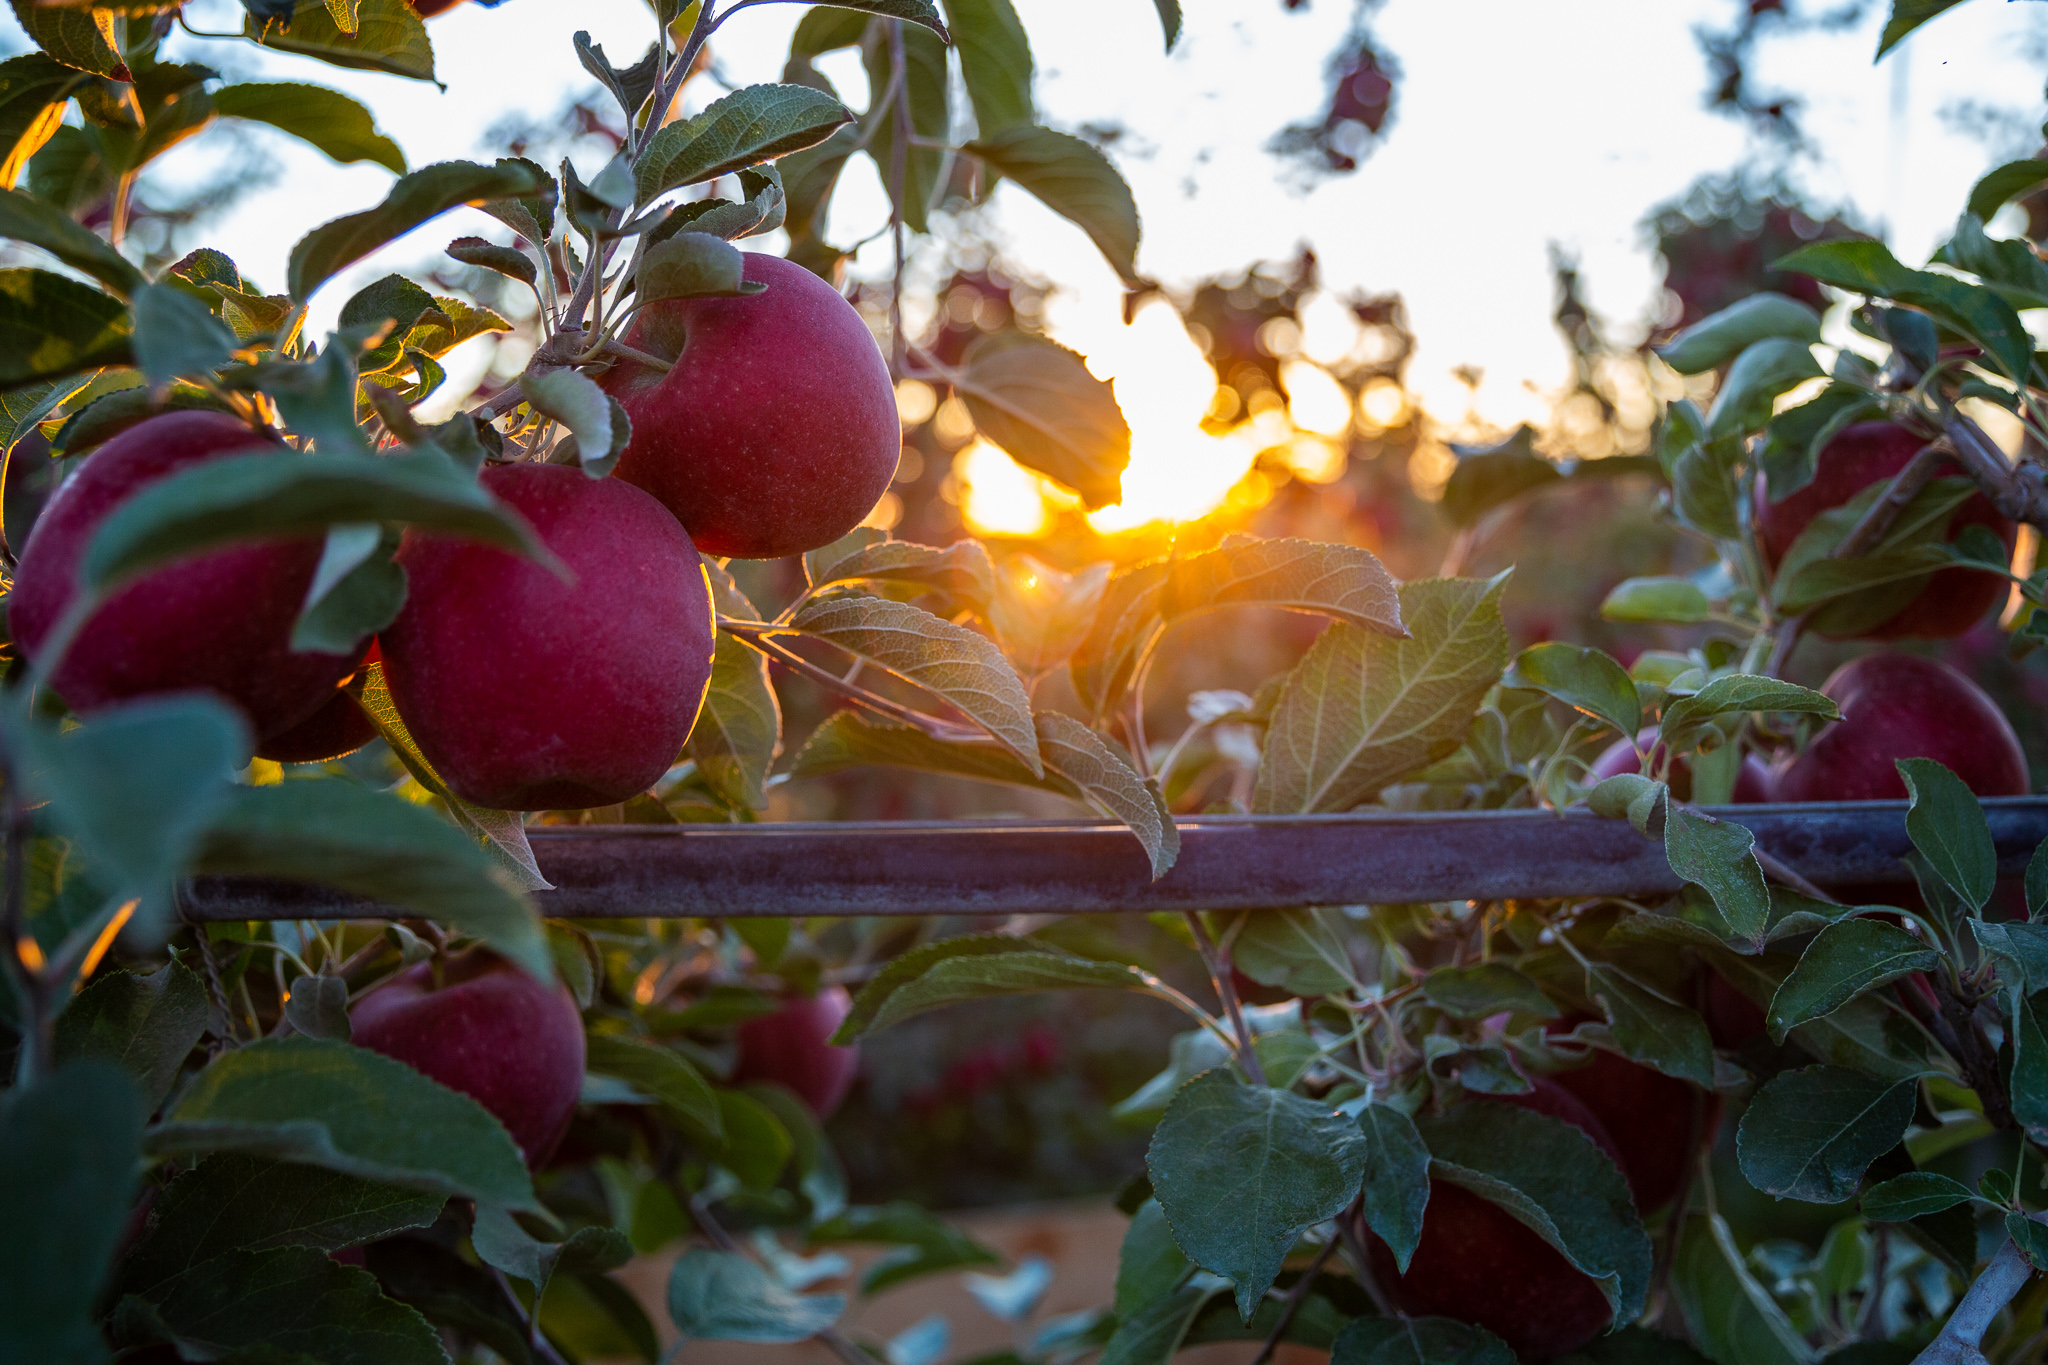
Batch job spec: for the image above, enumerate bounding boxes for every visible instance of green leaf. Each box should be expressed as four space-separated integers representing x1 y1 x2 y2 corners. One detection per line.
1036 711 1178 877
1102 1281 1218 1365
1148 1069 1369 1319
53 961 208 1110
1861 1171 1977 1222
1505 641 1640 740
288 159 545 301
1940 211 2048 310
1669 438 1742 540
1735 1065 1916 1203
1421 962 1555 1020
1584 964 1715 1085
0 267 132 386
1665 803 1770 947
1704 947 1939 1082
292 529 405 654
861 22 948 232
2029 839 2048 921
0 185 144 297
668 1248 845 1342
833 933 1027 1041
692 604 782 812
1705 336 1823 440
1162 536 1403 636
211 82 405 174
193 781 549 979
967 124 1141 286
472 1206 629 1300
1234 907 1357 996
245 0 436 84
150 1036 538 1211
1766 917 1939 1043
1758 383 1881 501
1332 1317 1515 1365
1967 159 2048 222
1599 576 1711 625
1355 1104 1431 1275
0 370 94 454
1255 573 1510 814
582 1035 721 1140
131 281 238 389
1115 1199 1192 1317
1876 0 1968 57
121 1156 443 1296
18 694 246 908
445 235 535 288
80 447 550 592
944 0 1033 133
850 948 1147 1037
1438 426 1559 530
1897 756 1996 913
0 53 80 191
1655 292 1822 376
520 367 628 476
1775 237 2034 383
1668 1215 1813 1365
810 1202 1001 1292
8 1 120 78
352 665 547 889
635 230 763 303
1150 0 1182 49
114 1245 445 1364
1418 1102 1650 1325
634 83 852 206
710 1087 792 1190
956 330 1131 509
1659 674 1837 752
805 529 997 610
786 592 1041 773
0 1059 146 1365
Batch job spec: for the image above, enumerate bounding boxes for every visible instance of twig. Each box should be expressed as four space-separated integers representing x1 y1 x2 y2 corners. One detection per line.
1911 1233 2035 1364
1947 410 2048 529
1248 1235 1340 1365
1182 909 1268 1086
488 1264 575 1365
1333 1205 1395 1318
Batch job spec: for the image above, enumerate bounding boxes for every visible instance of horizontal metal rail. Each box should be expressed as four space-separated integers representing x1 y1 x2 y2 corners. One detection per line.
183 798 2048 920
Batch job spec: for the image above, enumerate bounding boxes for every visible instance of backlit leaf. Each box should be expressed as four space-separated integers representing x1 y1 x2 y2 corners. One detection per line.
1967 159 2048 223
958 330 1131 509
1163 536 1402 636
1255 574 1508 813
1776 236 2034 383
1235 907 1357 996
9 1 120 77
245 0 436 84
0 267 131 386
0 185 144 296
0 53 79 190
212 82 406 174
806 530 997 610
52 961 208 1110
945 0 1032 133
1036 711 1178 877
288 159 546 301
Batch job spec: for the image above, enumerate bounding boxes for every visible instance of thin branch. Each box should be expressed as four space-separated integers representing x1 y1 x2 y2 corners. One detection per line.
1911 1232 2035 1364
1248 1235 1340 1365
1182 909 1268 1086
885 20 911 379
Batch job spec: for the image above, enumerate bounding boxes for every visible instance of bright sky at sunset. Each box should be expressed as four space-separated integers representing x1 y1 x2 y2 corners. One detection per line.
4 0 2043 527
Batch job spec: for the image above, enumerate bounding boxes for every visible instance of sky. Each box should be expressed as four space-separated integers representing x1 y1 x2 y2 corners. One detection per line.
3 0 2044 492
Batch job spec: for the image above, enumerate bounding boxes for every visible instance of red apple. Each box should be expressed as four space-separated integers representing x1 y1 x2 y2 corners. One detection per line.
1770 653 2028 802
1754 422 2015 640
732 986 858 1118
255 686 377 764
349 949 585 1167
599 252 899 559
408 0 467 15
1548 1045 1712 1215
1369 1080 1623 1359
9 411 366 740
1590 727 1770 803
379 463 715 810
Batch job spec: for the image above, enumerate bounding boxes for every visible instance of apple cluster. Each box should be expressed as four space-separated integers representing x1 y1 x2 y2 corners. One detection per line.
10 253 899 811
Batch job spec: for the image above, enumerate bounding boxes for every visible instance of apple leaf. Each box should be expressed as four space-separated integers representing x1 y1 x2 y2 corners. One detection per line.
1968 158 2048 223
809 1203 1002 1293
1600 575 1712 625
291 527 405 654
520 367 629 476
1664 804 1771 948
1758 383 1880 501
1255 573 1510 814
446 235 536 287
192 781 551 980
1702 947 1937 1082
0 267 133 385
987 555 1109 677
1584 964 1716 1086
1416 1102 1651 1325
669 1249 845 1342
1148 1069 1370 1320
8 1 121 77
211 82 406 174
1235 907 1357 996
861 23 949 233
1775 237 2034 384
355 661 554 891
1420 962 1555 1020
1101 1280 1222 1365
288 159 546 301
0 370 95 453
635 230 764 302
1861 1171 1978 1223
119 1155 444 1298
1898 757 1997 913
800 0 950 38
804 528 997 611
471 1206 630 1300
1875 0 1968 57
788 710 1053 792
693 636 781 811
967 124 1140 285
1658 674 1837 752
853 949 1148 1038
1767 918 1940 1044
1939 211 2048 311
52 961 209 1111
2010 988 2048 1146
956 330 1132 510
1655 292 1822 376
1331 1317 1516 1365
1735 1065 1916 1203
132 281 240 389
0 185 144 297
1505 640 1639 740
1668 1215 1811 1365
0 1060 146 1365
1036 711 1177 878
945 0 1034 135
1115 1200 1193 1317
634 83 853 206
149 1037 540 1212
0 53 80 191
1705 337 1823 440
1069 560 1168 721
787 591 1042 774
655 164 787 242
1162 536 1404 636
583 1035 722 1141
245 0 436 85
1355 1105 1431 1275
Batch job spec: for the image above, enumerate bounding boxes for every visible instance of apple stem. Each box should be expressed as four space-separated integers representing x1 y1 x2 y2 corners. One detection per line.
1181 909 1269 1086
